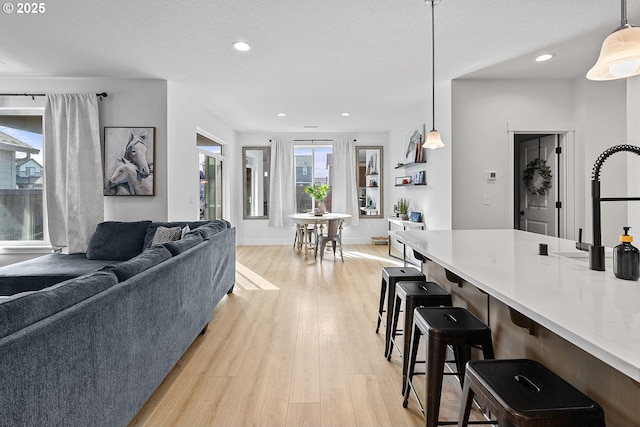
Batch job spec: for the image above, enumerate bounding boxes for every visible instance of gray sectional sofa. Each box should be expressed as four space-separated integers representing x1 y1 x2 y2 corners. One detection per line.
0 219 236 427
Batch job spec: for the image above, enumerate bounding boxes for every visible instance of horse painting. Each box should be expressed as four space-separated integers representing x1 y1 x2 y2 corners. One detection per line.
107 158 153 196
103 127 155 196
124 131 152 178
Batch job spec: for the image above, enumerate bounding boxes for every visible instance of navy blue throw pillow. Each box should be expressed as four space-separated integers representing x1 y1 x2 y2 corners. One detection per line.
86 221 152 261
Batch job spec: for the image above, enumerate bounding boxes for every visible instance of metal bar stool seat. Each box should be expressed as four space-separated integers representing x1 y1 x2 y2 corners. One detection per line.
457 359 605 427
403 307 494 427
376 267 425 356
387 281 453 395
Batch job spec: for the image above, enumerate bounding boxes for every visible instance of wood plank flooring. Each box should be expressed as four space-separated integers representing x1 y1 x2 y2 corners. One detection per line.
129 244 484 426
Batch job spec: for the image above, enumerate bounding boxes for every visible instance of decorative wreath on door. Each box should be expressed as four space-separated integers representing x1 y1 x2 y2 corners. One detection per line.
523 158 552 196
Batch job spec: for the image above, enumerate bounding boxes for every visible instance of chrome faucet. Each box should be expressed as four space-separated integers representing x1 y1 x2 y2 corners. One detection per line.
576 145 640 271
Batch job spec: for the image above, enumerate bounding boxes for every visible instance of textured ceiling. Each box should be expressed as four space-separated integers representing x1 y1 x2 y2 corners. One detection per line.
0 0 636 132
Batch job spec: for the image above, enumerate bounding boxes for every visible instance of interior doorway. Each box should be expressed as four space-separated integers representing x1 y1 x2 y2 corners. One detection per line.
514 134 560 237
197 133 224 221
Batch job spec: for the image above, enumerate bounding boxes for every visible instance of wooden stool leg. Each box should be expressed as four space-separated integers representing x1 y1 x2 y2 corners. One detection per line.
425 336 447 427
387 295 402 360
376 279 387 333
402 323 421 406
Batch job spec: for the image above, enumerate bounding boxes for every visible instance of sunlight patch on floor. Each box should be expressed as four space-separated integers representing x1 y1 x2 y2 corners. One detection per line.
343 250 405 266
235 262 280 291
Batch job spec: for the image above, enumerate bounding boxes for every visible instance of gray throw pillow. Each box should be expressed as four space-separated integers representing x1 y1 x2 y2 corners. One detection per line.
151 226 182 246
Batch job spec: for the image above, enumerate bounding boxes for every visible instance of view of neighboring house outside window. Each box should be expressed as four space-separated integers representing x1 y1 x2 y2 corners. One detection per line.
294 145 333 213
0 114 44 242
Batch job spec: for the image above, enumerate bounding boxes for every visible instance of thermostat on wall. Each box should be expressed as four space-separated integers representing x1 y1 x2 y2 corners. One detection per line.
486 170 497 180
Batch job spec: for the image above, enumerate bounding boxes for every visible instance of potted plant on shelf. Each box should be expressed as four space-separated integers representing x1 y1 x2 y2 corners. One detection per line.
305 183 330 214
398 197 410 220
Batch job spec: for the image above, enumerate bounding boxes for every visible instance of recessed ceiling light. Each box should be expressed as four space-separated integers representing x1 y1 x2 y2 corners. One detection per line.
341 112 351 117
232 41 251 52
277 113 286 117
304 125 318 129
535 53 554 62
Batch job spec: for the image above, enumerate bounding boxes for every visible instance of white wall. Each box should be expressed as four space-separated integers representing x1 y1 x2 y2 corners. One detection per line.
0 78 169 222
166 82 236 221
451 79 575 230
574 78 627 248
388 82 452 232
627 77 640 236
451 78 627 247
234 131 390 245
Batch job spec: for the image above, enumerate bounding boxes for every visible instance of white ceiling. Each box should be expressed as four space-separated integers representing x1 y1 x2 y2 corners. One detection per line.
0 0 636 132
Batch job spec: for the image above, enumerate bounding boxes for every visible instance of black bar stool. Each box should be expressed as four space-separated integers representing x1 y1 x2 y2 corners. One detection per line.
387 281 452 394
403 307 494 427
376 267 425 356
457 359 605 427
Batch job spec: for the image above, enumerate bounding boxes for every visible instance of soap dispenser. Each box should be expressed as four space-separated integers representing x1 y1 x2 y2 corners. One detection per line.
613 226 640 281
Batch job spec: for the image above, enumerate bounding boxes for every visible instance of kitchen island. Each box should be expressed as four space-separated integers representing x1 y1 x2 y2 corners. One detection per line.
392 229 640 427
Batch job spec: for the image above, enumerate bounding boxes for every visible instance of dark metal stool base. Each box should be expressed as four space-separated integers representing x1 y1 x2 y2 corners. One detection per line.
375 267 424 357
387 281 452 395
403 307 494 427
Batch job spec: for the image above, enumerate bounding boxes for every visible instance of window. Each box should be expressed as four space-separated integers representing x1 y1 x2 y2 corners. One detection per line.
0 112 45 242
295 145 333 213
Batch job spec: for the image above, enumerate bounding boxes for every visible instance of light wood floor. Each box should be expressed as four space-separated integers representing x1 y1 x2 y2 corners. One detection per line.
130 244 483 426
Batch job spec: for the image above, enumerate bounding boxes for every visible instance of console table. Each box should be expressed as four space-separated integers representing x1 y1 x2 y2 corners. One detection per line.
387 217 424 266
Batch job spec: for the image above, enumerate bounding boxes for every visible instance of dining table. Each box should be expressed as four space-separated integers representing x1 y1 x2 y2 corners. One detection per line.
287 212 351 259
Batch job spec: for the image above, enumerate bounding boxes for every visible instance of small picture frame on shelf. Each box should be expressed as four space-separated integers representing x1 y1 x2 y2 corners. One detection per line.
409 211 422 222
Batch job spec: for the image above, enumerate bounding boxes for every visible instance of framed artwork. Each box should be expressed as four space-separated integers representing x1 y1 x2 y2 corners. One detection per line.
103 127 155 196
405 124 425 164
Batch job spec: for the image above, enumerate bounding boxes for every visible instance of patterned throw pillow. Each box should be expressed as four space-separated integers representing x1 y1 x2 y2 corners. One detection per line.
151 226 182 246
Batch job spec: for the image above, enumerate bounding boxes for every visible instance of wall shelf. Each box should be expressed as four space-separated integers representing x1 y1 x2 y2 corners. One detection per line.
395 160 426 169
395 183 427 187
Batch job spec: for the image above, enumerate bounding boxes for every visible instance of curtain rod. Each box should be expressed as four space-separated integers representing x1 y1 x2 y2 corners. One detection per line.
0 92 108 100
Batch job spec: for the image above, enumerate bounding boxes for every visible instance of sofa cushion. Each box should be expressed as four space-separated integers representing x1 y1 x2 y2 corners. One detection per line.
143 221 209 249
0 253 120 296
0 270 118 339
86 221 152 261
150 226 182 246
188 220 230 240
162 233 204 256
105 245 172 282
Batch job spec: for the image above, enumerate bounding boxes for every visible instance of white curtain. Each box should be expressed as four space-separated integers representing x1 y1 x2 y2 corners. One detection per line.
44 94 103 253
331 139 359 226
269 139 295 228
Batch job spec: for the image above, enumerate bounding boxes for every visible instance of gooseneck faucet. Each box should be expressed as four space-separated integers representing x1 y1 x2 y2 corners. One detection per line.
580 145 640 271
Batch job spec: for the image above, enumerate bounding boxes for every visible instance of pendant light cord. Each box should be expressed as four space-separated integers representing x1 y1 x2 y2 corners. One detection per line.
430 0 436 131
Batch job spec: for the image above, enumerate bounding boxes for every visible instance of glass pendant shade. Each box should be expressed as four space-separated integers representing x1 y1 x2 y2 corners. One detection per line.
587 26 640 80
425 129 445 149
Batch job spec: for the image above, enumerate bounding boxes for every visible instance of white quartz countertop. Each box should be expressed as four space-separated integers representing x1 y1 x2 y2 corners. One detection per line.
392 229 640 382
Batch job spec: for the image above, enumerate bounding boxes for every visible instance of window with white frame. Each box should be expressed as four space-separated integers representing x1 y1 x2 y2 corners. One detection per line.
294 145 333 213
0 111 45 242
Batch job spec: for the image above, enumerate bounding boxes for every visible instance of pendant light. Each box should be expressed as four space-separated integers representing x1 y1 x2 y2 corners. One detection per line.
424 0 445 149
587 0 640 80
